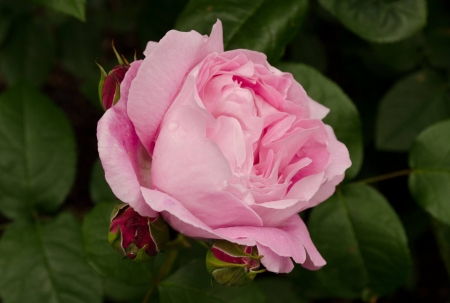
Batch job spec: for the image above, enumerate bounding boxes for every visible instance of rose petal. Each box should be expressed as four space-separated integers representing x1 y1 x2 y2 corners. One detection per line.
152 105 263 229
140 187 255 246
97 60 157 217
127 20 224 152
257 244 294 273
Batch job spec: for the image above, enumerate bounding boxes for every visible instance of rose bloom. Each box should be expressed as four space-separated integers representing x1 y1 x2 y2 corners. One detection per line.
98 21 351 273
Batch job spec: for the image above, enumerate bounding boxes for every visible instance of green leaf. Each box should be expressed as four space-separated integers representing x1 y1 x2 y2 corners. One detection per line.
82 202 156 286
102 278 149 303
433 220 450 276
308 184 412 298
159 260 266 303
0 20 55 87
408 119 450 225
0 83 76 219
256 277 306 303
59 19 102 79
376 70 450 151
29 0 86 21
0 213 102 303
317 0 427 43
0 12 12 45
175 0 308 62
89 158 116 204
277 62 363 179
424 0 450 70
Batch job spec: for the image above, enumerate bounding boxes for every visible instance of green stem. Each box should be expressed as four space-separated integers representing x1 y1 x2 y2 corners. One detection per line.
357 169 412 184
142 249 179 303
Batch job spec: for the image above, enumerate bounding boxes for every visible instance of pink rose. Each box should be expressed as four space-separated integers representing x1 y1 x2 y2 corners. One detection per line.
97 21 351 273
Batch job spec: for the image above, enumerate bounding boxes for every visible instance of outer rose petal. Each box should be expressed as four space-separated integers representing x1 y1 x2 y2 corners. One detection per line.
214 215 326 272
97 61 157 217
140 187 255 246
127 21 224 152
257 244 294 273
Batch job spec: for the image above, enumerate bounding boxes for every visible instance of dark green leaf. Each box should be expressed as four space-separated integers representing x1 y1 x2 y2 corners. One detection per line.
408 119 450 225
175 0 308 62
82 202 155 286
433 220 450 276
102 278 149 303
376 70 450 151
0 20 55 87
257 277 305 303
159 259 266 303
362 35 422 76
89 158 116 204
308 184 412 298
424 0 450 69
277 62 363 179
137 0 188 47
0 12 12 45
317 0 427 43
0 83 76 219
29 0 86 21
0 213 102 303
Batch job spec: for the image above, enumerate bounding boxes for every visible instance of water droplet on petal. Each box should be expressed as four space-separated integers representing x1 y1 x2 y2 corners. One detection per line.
168 121 179 132
222 181 228 189
179 130 187 138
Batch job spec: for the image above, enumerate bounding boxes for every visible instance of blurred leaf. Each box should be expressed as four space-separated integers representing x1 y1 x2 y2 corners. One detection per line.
159 259 266 303
102 277 149 303
175 0 308 62
287 30 328 72
58 18 103 106
424 0 450 69
277 62 363 179
317 0 427 43
0 213 102 303
0 83 76 219
408 119 450 225
257 277 305 303
308 184 412 298
0 20 55 87
89 158 115 204
376 70 450 151
361 35 422 76
29 0 86 21
59 19 101 79
138 0 188 47
0 12 12 45
82 202 156 286
433 220 450 276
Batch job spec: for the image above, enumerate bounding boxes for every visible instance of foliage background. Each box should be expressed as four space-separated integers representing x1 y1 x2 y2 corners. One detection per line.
0 0 449 302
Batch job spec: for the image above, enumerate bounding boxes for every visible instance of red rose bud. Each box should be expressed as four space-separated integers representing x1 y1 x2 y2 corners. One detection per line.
108 203 170 262
96 41 130 110
206 240 265 286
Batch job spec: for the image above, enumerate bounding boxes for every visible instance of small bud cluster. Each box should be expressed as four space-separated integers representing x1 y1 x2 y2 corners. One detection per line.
206 240 265 286
108 203 169 262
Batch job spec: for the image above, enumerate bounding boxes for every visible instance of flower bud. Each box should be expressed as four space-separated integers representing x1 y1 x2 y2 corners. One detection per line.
101 65 129 110
108 203 170 262
96 41 130 110
206 240 265 286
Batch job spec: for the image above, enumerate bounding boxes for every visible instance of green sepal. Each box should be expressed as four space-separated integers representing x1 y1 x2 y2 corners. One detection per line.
211 266 255 287
108 227 125 255
206 248 246 274
95 60 107 108
126 243 153 263
149 216 170 251
110 203 128 222
213 240 261 259
112 40 125 65
112 80 121 106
